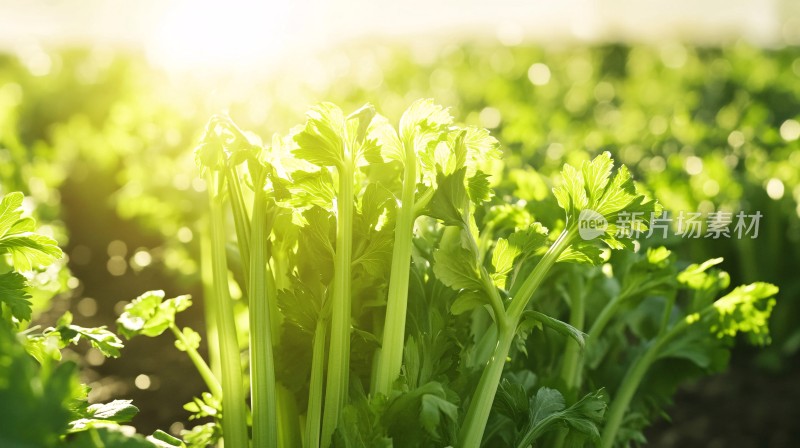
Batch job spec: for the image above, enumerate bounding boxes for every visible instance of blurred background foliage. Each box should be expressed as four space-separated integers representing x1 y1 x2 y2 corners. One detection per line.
1 40 798 445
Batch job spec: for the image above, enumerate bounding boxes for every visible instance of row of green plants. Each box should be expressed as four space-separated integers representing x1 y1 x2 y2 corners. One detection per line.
4 45 795 363
2 99 777 446
17 43 794 366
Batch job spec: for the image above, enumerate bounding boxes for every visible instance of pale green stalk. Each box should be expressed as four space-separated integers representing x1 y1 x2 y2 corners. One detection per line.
560 286 585 401
373 141 417 396
169 324 222 399
208 172 250 448
305 319 327 448
552 283 586 448
600 343 658 448
249 171 278 448
200 219 221 379
459 227 576 448
600 297 689 448
226 168 251 286
277 384 302 448
321 156 355 447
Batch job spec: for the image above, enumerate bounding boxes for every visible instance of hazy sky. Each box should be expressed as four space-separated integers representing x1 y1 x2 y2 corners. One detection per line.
0 0 795 75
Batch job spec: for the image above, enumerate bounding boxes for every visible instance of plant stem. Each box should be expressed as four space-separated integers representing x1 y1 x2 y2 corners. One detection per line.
227 167 251 286
249 173 279 448
169 324 222 399
321 157 355 447
306 319 327 448
599 340 660 448
560 284 585 401
374 147 417 396
552 281 586 448
208 172 250 448
458 321 517 448
587 295 622 345
507 228 575 323
600 312 695 448
459 227 575 448
277 384 302 448
200 219 221 379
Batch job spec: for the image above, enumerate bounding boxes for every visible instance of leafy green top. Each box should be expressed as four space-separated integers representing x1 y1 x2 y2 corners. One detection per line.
116 290 192 339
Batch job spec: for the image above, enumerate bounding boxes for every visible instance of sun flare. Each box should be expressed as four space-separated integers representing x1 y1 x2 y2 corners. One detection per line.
146 0 299 73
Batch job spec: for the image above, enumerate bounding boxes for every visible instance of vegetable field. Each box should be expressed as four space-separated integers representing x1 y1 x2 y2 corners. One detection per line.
1 17 799 448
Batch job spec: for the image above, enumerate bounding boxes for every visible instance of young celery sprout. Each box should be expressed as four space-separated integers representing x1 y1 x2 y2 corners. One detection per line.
116 290 221 399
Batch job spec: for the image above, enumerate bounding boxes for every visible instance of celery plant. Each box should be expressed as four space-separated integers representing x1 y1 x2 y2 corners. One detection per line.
372 100 453 396
595 259 776 447
206 171 249 448
292 103 379 447
249 165 279 448
195 121 256 447
454 153 661 447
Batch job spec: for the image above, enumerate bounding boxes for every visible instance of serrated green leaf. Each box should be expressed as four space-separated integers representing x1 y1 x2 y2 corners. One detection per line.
658 335 713 368
557 243 604 265
57 316 124 358
0 271 32 321
116 291 192 339
517 388 607 446
467 171 492 204
461 126 502 169
424 168 469 227
0 233 63 271
8 217 35 234
450 290 488 315
553 152 660 251
277 279 324 334
710 282 777 344
529 387 566 429
0 192 24 237
399 99 452 150
293 102 346 168
581 151 614 205
288 169 336 209
491 238 521 288
493 379 530 421
433 229 482 291
508 222 549 256
369 114 404 164
420 392 459 438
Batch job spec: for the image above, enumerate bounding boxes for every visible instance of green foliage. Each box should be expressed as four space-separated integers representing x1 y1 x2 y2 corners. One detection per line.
5 41 796 446
0 271 33 321
0 321 84 447
116 290 192 339
517 388 607 446
0 192 62 272
48 311 123 358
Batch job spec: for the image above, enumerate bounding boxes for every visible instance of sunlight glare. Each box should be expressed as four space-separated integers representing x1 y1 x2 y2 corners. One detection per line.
147 0 296 74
